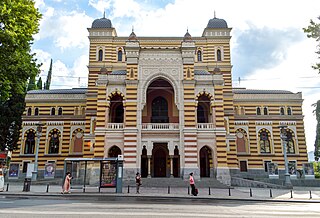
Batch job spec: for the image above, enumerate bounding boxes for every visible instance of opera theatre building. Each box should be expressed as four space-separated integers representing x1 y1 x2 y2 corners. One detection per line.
11 15 308 186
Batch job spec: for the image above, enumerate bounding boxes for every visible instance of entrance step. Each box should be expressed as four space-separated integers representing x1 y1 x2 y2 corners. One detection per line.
123 177 228 188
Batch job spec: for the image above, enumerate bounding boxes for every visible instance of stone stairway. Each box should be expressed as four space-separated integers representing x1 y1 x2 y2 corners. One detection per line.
123 177 228 189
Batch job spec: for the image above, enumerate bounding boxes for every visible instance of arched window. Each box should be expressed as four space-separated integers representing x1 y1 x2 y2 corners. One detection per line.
48 129 60 154
108 145 121 157
51 108 55 116
287 107 292 115
98 49 103 61
259 129 271 153
35 108 39 116
256 107 261 115
117 49 122 62
280 107 285 115
74 107 79 115
24 130 35 154
263 107 268 115
151 96 169 123
58 107 63 115
286 130 295 154
27 108 32 116
71 129 83 153
109 94 124 123
217 49 221 61
197 50 202 62
240 107 245 115
197 95 210 123
236 129 248 153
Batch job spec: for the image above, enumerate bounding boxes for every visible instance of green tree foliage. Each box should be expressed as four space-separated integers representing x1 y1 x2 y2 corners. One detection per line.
303 16 320 73
45 59 52 90
313 100 320 161
37 77 42 90
27 74 37 91
0 0 41 151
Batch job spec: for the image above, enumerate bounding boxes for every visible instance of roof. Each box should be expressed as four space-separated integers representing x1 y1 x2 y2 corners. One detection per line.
110 70 127 75
233 89 293 94
27 88 87 94
207 17 228 28
91 17 112 28
194 70 210 75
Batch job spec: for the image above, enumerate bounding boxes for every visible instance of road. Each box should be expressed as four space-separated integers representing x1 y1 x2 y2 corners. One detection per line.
0 195 319 217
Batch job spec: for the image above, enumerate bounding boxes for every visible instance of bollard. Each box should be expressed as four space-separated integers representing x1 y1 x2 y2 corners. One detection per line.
290 189 293 198
168 186 170 194
6 183 9 192
228 187 231 196
46 184 49 193
310 190 312 199
188 186 190 195
127 185 130 193
270 189 272 198
249 188 252 197
209 187 211 195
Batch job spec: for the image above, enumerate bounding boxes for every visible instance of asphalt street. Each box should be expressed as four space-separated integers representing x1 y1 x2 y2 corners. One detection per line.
0 195 319 218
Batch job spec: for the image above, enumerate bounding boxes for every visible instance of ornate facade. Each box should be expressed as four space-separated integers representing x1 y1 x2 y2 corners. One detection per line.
11 15 308 185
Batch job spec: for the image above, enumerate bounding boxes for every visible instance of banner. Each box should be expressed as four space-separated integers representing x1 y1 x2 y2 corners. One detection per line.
44 163 55 179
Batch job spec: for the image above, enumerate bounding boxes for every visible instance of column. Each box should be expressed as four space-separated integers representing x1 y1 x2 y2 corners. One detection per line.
147 155 151 178
170 156 174 178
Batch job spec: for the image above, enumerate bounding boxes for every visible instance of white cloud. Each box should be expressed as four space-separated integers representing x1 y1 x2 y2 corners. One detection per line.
34 0 45 9
89 0 112 13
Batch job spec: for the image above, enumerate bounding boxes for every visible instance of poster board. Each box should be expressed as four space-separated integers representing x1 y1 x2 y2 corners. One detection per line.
44 163 55 179
0 168 4 191
288 161 297 179
100 161 117 187
268 162 279 179
303 163 315 179
26 163 34 178
8 163 19 179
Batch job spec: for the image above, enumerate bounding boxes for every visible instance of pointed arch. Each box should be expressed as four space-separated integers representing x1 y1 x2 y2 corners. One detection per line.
258 128 271 153
71 128 84 153
48 129 61 154
117 48 123 62
285 128 295 154
197 49 202 62
108 145 122 157
200 146 212 177
217 49 221 61
236 128 249 153
98 49 103 61
24 129 36 154
107 90 125 101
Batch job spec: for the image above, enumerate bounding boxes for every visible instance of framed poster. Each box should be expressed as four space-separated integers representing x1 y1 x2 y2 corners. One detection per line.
268 162 279 179
100 161 117 187
8 163 19 179
303 163 315 179
26 163 34 178
44 162 55 179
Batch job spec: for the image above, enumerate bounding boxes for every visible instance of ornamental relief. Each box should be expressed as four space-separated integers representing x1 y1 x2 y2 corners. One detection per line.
106 85 126 99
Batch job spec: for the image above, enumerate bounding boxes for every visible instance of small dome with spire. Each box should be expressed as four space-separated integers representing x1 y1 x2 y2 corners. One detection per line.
128 27 138 41
183 29 192 42
206 12 228 28
91 12 112 28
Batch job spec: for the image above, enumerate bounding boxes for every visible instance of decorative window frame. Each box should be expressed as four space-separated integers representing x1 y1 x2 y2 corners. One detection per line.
287 107 293 115
215 46 224 61
96 46 105 61
256 106 261 115
90 117 97 135
69 126 85 154
263 106 268 115
45 126 63 154
280 107 285 115
256 126 274 154
50 107 56 116
196 48 203 62
116 47 124 62
235 127 250 154
282 126 298 155
20 127 37 155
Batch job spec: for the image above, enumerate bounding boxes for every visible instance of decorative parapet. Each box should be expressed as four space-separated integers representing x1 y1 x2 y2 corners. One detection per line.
71 121 85 126
47 121 64 126
279 121 296 126
22 121 40 126
234 121 249 125
255 121 272 125
142 123 179 130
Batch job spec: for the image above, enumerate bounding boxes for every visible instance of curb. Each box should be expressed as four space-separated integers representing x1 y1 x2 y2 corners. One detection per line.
1 192 320 204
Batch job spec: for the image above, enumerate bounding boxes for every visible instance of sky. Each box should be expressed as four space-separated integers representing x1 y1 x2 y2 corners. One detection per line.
32 0 320 153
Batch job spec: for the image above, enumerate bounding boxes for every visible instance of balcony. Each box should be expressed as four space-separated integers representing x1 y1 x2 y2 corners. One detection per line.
107 123 124 129
197 123 214 130
142 123 180 130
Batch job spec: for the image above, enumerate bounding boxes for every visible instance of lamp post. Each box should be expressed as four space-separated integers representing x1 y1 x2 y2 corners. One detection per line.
278 125 292 187
32 122 43 181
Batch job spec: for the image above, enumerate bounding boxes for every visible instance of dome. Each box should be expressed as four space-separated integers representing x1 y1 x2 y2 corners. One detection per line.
183 29 192 42
91 17 112 28
128 31 137 41
207 17 228 28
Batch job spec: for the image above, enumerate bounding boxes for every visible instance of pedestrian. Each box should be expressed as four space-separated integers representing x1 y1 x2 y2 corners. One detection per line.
135 172 141 194
189 172 197 196
61 172 72 194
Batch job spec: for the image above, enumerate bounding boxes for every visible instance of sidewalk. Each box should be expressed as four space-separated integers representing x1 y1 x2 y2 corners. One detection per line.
1 183 320 203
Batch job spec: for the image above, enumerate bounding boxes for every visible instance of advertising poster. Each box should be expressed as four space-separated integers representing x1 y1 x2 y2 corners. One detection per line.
8 163 19 178
268 162 279 179
288 162 297 175
303 163 314 179
100 161 117 187
44 163 55 179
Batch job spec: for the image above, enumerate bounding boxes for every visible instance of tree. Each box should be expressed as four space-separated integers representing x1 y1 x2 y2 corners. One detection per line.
303 16 320 73
313 100 320 161
27 74 37 91
37 77 42 90
45 59 52 90
0 0 42 151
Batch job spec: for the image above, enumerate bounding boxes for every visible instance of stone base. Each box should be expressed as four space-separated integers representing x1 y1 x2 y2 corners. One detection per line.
216 167 231 186
123 167 139 181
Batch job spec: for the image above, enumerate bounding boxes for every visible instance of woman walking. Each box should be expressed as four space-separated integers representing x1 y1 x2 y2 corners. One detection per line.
61 172 72 194
189 172 197 196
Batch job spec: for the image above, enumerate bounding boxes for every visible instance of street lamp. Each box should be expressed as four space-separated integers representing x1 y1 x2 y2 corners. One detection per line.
278 125 292 188
32 122 44 181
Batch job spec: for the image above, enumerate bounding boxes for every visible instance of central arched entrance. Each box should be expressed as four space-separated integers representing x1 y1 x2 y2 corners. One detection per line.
152 143 169 177
200 146 212 177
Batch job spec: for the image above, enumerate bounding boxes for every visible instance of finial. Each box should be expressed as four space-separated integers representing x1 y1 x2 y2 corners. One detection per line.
214 10 216 18
187 27 189 33
132 25 134 32
103 11 105 18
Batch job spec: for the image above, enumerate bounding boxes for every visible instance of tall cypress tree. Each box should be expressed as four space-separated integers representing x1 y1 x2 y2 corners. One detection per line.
37 77 42 90
27 75 37 91
45 59 52 90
